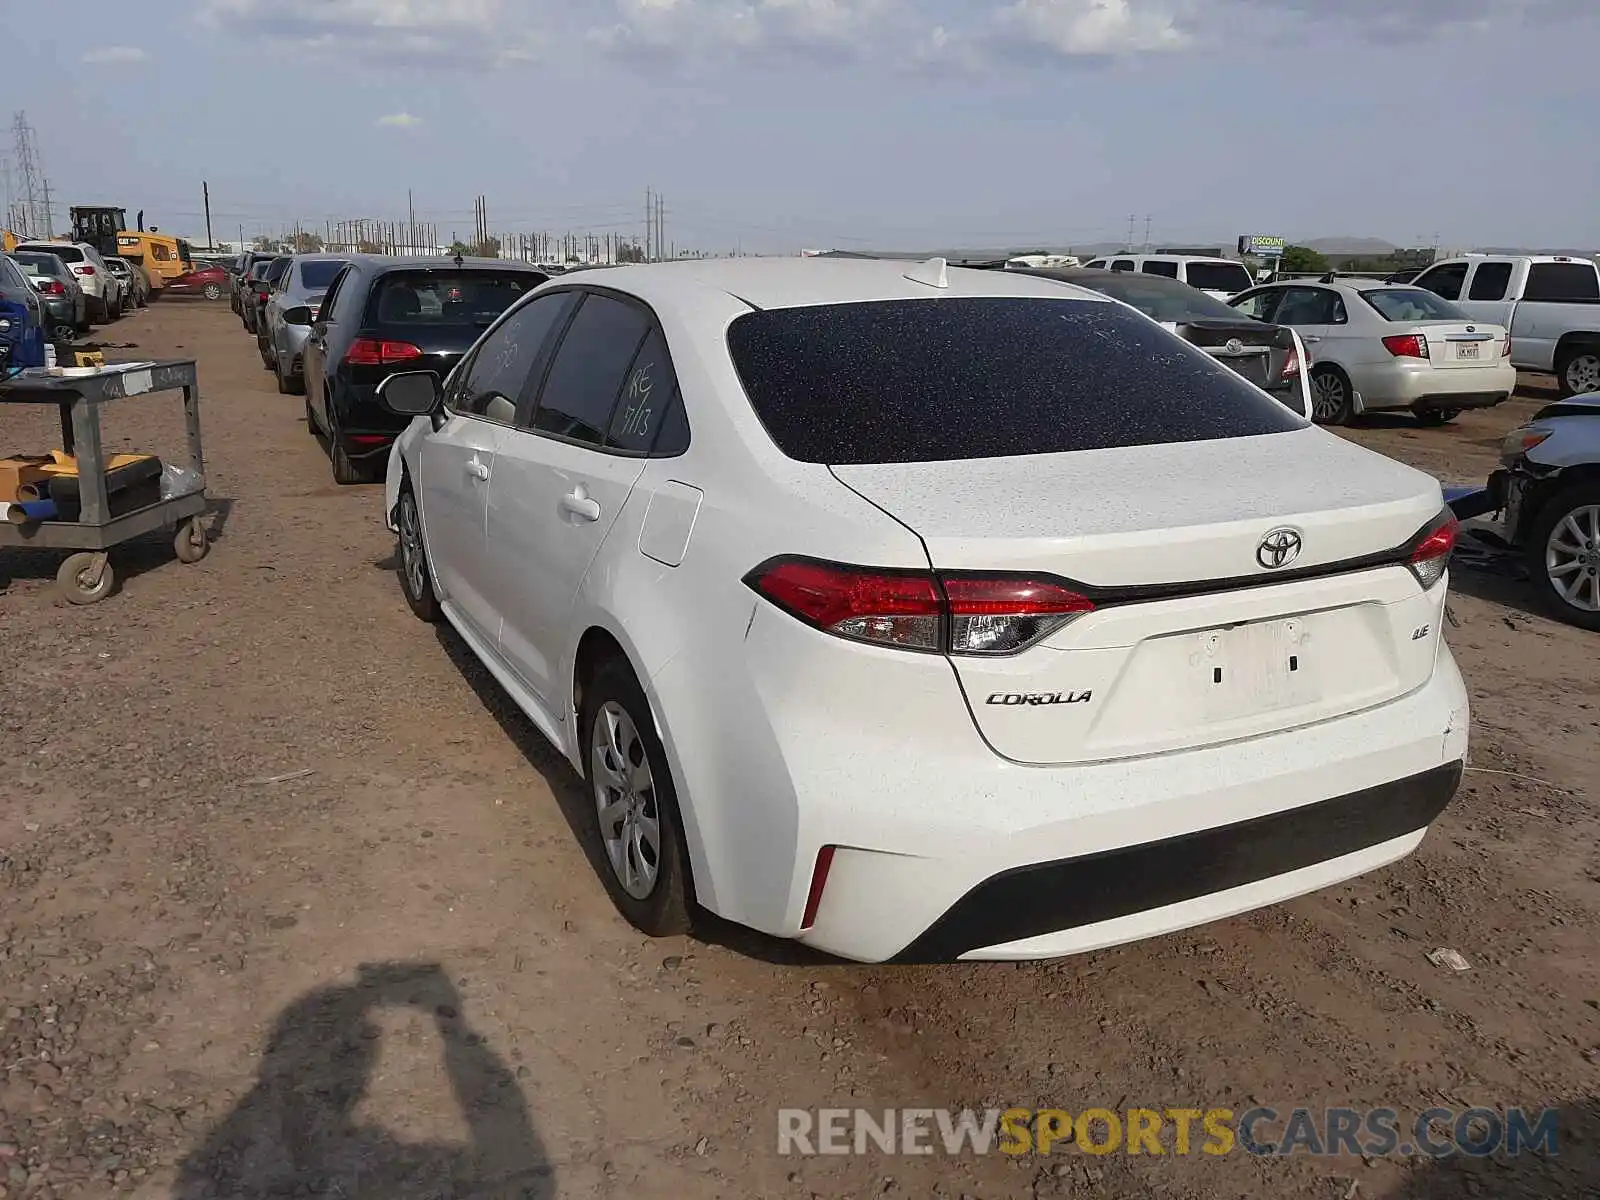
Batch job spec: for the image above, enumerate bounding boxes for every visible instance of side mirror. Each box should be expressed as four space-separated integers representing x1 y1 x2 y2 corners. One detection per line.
283 306 313 326
376 370 443 416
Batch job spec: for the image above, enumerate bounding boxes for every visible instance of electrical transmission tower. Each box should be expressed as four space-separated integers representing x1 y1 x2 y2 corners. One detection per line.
12 111 50 239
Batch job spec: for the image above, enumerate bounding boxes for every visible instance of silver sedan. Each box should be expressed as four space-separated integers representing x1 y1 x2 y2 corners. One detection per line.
259 254 350 395
1229 278 1516 427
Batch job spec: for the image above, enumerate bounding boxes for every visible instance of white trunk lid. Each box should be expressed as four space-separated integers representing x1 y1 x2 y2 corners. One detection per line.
831 429 1448 765
1415 320 1502 368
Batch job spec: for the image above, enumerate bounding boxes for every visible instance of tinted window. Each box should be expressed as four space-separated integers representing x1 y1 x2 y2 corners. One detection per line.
369 270 543 327
606 327 688 454
248 260 272 280
1467 262 1513 300
1272 288 1340 325
1085 260 1106 269
1360 288 1466 322
726 298 1303 465
1110 259 1135 272
25 245 84 264
317 266 350 320
454 293 575 421
1071 273 1249 323
264 258 291 285
1141 260 1179 278
532 294 650 445
14 253 68 279
1414 263 1466 300
1184 262 1253 293
298 259 348 291
1525 263 1600 301
1230 288 1282 321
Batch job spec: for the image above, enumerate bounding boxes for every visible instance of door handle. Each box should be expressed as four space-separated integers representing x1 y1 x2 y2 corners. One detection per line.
560 487 601 522
1302 335 1321 343
466 456 490 481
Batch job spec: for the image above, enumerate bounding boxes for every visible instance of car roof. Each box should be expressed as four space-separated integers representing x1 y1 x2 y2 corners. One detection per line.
552 256 1114 311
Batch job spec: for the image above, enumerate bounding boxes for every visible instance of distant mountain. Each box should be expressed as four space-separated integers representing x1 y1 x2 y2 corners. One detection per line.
1302 237 1399 255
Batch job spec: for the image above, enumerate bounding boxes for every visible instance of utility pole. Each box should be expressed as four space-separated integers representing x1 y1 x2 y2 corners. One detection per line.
407 188 414 252
203 181 214 249
1126 214 1136 252
40 177 53 239
645 188 653 261
1143 215 1152 252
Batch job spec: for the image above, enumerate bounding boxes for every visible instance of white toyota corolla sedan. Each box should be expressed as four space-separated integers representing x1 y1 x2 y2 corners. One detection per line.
380 256 1470 963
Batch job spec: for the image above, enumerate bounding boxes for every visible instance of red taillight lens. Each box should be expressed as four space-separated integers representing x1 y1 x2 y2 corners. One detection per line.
74 265 95 276
1408 512 1458 589
747 559 943 650
745 558 1094 655
345 337 424 367
801 846 835 930
1281 345 1302 378
40 280 65 295
942 576 1096 654
1382 333 1430 359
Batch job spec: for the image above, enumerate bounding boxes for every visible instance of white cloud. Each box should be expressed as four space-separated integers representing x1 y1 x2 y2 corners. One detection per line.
200 0 540 66
991 0 1191 57
376 111 423 128
81 45 150 63
589 0 892 59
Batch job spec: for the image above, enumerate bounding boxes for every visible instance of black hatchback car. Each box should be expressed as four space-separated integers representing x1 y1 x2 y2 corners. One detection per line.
302 256 549 483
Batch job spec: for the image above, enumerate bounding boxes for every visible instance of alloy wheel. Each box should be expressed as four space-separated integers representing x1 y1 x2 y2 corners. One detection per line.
590 701 661 900
1545 503 1600 613
1312 372 1347 422
1565 353 1600 397
398 491 427 600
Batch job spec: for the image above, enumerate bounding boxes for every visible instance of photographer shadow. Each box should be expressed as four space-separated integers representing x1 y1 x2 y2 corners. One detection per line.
173 962 555 1199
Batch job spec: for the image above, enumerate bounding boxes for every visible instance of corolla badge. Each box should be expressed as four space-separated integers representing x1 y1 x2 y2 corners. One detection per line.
1256 527 1303 570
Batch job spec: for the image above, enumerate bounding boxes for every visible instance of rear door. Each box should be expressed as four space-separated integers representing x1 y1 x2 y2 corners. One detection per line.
726 296 1446 766
1266 286 1342 357
484 290 654 709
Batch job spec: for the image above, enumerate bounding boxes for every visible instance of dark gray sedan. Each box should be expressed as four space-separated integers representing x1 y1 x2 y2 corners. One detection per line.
12 250 89 340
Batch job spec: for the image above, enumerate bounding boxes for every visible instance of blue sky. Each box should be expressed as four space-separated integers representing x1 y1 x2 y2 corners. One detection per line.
9 0 1599 254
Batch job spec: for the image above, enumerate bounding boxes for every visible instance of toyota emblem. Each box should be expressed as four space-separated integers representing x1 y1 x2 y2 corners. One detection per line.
1256 528 1303 570
1225 338 1244 354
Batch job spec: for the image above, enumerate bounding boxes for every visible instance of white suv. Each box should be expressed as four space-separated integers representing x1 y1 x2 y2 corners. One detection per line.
378 258 1469 963
15 241 123 324
1082 254 1255 299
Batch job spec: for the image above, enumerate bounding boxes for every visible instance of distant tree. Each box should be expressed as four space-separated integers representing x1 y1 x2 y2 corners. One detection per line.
472 236 501 258
252 235 282 252
615 242 645 264
290 231 324 253
1280 245 1329 274
447 240 472 257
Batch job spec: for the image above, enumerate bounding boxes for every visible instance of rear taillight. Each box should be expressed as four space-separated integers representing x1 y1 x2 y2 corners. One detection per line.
1501 333 1512 357
1281 345 1302 378
74 265 95 276
344 337 423 366
1408 512 1458 589
40 280 65 295
1382 333 1430 359
744 558 1094 655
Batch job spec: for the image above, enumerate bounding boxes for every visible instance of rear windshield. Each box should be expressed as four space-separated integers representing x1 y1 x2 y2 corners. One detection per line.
1524 262 1600 301
1360 288 1464 322
1183 262 1253 293
1068 273 1249 323
368 270 543 327
298 260 348 291
26 245 84 264
726 298 1304 465
14 253 65 277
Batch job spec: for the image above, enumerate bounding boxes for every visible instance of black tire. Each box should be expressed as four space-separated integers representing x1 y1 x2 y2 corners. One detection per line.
276 356 302 395
75 315 91 335
1555 347 1600 398
1415 408 1459 427
1523 481 1600 632
395 482 441 622
579 657 694 937
1310 366 1354 425
105 295 122 322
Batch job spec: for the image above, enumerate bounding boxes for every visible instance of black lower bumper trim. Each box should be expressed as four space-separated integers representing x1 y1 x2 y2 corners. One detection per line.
891 761 1463 963
1413 392 1508 412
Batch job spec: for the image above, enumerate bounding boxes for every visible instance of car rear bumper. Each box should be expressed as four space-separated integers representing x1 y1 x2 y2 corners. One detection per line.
1357 361 1516 411
784 647 1469 962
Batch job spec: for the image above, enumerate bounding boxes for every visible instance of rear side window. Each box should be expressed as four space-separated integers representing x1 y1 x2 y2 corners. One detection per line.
1141 260 1179 278
532 294 651 445
726 298 1303 465
1184 262 1253 293
1525 263 1600 301
264 258 290 285
369 270 543 327
1467 262 1513 301
453 293 575 422
605 327 689 455
1110 259 1135 272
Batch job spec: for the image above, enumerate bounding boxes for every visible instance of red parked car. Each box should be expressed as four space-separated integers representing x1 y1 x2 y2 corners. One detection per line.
166 264 228 300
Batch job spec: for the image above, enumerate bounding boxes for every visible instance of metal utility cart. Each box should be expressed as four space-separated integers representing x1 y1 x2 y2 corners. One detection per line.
0 359 210 604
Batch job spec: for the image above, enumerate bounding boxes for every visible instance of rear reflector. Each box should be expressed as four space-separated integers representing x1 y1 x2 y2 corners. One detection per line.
801 846 836 929
1382 333 1430 360
1408 512 1458 589
1501 333 1512 357
744 557 1094 655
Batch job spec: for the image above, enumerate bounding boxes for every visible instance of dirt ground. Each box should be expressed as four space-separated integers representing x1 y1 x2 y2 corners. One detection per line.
1 302 1596 1200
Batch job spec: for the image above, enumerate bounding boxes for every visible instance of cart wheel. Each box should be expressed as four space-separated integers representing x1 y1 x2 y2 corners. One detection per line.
57 553 115 605
175 518 210 564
